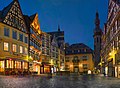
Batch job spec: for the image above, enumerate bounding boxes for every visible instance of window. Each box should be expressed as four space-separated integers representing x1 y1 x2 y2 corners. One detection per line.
30 28 35 34
0 61 4 72
4 42 9 51
81 49 84 52
22 62 28 69
19 33 23 42
4 27 9 37
97 37 99 43
84 49 87 52
74 56 78 60
30 28 33 34
82 56 88 61
12 44 17 52
73 56 79 63
15 61 21 69
24 47 28 54
19 46 23 53
74 50 78 53
25 36 28 43
83 64 88 69
6 60 13 68
65 57 69 62
12 30 17 39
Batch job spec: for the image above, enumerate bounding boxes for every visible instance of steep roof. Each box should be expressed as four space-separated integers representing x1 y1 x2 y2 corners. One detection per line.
0 0 29 33
30 13 37 23
24 13 37 27
48 32 64 47
65 43 93 55
23 15 31 31
0 0 14 21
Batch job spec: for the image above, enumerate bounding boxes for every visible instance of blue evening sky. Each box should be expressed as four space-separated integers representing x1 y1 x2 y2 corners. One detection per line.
0 0 108 49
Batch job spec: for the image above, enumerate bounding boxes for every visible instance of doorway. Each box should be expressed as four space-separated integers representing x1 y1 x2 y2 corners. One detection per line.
74 67 79 72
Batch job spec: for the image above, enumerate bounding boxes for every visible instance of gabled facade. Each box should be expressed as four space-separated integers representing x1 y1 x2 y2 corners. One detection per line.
101 0 120 78
65 43 94 74
50 34 59 73
1 0 27 33
40 32 51 74
24 13 42 74
47 26 65 71
0 0 29 75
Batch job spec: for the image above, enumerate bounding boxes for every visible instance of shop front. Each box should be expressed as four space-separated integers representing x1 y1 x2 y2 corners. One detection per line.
40 65 51 74
117 66 120 78
115 52 120 78
29 60 41 75
0 58 29 75
108 59 115 77
40 62 53 74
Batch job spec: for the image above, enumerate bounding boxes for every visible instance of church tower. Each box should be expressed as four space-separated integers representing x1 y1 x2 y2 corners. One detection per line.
93 12 102 67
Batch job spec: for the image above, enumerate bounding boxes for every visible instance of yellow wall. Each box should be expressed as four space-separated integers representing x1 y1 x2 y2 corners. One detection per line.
65 53 94 73
0 22 28 61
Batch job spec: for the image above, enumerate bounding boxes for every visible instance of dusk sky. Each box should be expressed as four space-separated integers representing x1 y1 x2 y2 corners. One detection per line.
0 0 108 49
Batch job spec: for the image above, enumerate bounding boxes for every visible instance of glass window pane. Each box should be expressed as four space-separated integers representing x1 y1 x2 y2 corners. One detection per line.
23 62 28 69
24 47 28 54
20 46 23 53
25 36 28 43
12 44 17 52
4 27 9 37
6 60 13 68
15 61 21 69
4 42 9 51
19 33 23 42
0 61 4 72
12 30 17 39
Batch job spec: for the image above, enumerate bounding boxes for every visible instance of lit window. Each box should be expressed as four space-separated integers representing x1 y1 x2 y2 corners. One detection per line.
12 44 17 52
20 46 23 53
15 61 21 69
0 61 4 72
24 47 28 54
4 42 9 51
6 60 13 68
23 62 28 69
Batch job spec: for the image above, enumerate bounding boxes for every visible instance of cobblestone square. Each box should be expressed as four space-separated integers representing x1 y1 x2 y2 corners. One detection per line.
0 75 120 88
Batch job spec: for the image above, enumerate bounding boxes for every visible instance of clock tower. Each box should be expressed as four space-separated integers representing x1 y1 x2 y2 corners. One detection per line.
93 12 102 68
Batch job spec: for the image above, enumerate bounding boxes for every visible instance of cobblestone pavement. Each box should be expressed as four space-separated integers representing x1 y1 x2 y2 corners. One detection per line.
0 75 120 88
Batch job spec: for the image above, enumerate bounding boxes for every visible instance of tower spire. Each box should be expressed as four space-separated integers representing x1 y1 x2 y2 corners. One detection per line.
95 11 100 28
58 25 60 31
93 11 102 67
